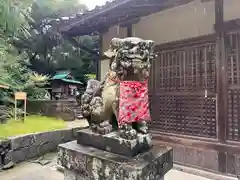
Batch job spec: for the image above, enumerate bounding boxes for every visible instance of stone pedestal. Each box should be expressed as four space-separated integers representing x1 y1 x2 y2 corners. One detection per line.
58 129 173 180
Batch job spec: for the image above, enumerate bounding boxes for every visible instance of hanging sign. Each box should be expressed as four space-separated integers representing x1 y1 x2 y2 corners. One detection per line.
15 92 27 100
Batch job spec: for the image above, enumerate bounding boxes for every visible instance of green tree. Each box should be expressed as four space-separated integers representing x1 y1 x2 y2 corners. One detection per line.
0 0 33 37
0 0 50 104
0 0 99 105
14 0 98 83
0 0 33 75
0 0 33 85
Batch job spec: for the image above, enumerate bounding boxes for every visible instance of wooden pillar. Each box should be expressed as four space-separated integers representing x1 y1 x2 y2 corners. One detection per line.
127 24 132 37
215 0 228 173
215 0 227 143
96 34 102 81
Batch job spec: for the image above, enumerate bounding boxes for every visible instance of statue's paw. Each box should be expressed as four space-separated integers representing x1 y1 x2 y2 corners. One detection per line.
119 124 130 131
90 121 113 135
137 121 149 134
138 127 148 134
119 125 137 140
99 120 111 127
97 125 112 135
129 129 137 138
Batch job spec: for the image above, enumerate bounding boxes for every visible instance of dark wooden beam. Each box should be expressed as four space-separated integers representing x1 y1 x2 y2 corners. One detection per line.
155 34 216 51
119 18 140 28
96 34 103 81
201 0 214 2
214 0 227 174
127 24 132 37
214 19 240 32
215 0 227 143
152 132 240 154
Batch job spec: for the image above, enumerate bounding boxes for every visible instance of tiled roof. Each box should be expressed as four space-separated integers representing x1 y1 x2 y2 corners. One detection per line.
61 78 83 85
51 72 70 80
51 71 83 85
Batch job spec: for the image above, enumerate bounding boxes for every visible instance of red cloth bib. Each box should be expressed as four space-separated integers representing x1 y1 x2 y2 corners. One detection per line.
118 80 151 126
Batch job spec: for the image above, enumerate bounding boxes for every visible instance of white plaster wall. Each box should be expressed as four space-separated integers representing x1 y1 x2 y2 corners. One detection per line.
132 0 215 44
224 0 240 21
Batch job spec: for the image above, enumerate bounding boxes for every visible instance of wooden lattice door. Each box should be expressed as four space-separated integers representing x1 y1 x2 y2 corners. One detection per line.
150 41 217 138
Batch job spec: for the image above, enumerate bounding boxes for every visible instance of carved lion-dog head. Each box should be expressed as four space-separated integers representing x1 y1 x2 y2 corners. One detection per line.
104 37 156 81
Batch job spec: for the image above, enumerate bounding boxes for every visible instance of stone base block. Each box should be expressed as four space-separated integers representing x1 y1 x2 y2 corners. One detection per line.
64 169 91 180
58 141 172 180
64 169 164 180
76 129 152 157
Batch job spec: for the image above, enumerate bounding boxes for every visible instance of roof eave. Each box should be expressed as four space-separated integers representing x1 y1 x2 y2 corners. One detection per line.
59 0 196 37
60 0 132 34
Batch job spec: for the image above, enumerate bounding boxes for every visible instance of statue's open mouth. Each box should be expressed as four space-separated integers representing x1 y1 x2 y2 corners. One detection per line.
132 58 142 63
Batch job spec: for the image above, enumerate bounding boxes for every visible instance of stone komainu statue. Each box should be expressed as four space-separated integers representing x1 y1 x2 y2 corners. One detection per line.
80 37 156 139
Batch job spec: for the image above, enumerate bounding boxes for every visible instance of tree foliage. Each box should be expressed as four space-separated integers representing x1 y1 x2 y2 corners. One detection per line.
0 0 32 74
0 0 49 104
15 0 98 80
0 0 33 37
0 0 99 105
